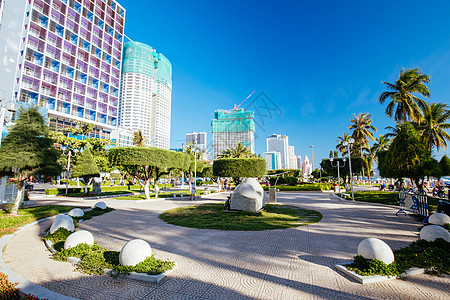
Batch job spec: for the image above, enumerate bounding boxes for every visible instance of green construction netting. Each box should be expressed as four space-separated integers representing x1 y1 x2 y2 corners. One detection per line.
211 109 255 133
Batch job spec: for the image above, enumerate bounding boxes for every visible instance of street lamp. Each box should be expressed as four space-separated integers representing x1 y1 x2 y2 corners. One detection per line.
330 157 346 194
343 138 355 200
61 146 79 194
309 145 315 176
194 147 199 188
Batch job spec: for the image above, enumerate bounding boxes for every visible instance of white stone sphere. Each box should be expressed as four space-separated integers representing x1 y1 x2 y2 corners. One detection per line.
49 215 75 234
357 238 395 265
119 239 152 266
420 225 450 242
68 208 84 217
428 213 450 226
64 230 94 249
93 201 107 210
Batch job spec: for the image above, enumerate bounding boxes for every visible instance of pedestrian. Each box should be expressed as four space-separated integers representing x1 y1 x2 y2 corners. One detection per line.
127 180 132 190
190 186 196 200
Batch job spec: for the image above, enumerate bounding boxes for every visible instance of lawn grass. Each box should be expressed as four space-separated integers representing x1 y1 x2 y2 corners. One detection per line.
0 205 75 237
113 190 212 200
339 191 440 212
60 190 141 197
159 203 322 231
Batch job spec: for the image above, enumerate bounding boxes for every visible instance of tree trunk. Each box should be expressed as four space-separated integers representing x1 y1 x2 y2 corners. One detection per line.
10 182 24 216
84 183 88 194
143 181 150 200
360 146 365 185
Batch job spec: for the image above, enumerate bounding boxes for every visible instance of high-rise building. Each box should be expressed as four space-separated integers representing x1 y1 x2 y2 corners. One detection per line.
266 134 289 169
295 155 302 170
119 42 172 149
0 0 126 139
186 132 207 150
288 145 297 169
302 155 312 177
263 151 281 170
211 108 255 159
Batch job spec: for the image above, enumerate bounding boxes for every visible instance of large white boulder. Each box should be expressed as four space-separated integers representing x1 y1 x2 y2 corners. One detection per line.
119 239 152 266
420 225 450 242
357 238 395 265
94 201 107 210
68 208 84 217
64 230 94 249
49 215 75 234
428 213 450 226
230 178 264 212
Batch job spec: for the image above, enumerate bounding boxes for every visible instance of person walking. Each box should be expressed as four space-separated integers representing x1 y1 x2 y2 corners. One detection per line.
190 186 196 200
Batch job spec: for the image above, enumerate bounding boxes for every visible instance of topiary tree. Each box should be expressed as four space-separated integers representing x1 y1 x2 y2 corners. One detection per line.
109 147 190 199
0 107 61 215
71 148 100 194
213 158 267 185
440 155 450 177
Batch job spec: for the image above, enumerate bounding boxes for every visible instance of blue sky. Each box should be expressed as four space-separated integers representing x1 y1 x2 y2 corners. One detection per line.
123 0 450 164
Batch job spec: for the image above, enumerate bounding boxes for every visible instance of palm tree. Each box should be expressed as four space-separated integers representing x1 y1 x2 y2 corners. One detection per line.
336 133 351 156
384 124 400 138
379 68 431 123
349 113 377 182
372 134 391 154
418 102 450 152
133 130 145 147
218 143 255 158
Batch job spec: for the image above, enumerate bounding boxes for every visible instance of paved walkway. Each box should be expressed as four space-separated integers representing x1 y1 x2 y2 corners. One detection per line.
3 193 450 299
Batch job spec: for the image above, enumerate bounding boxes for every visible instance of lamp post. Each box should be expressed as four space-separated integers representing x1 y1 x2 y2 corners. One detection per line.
309 145 315 172
343 138 355 200
330 157 346 193
194 147 199 188
61 146 79 194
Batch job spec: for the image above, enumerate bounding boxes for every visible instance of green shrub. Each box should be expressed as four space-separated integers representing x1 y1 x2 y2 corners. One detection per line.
346 255 399 277
263 183 332 191
213 158 267 178
43 227 72 250
113 255 175 275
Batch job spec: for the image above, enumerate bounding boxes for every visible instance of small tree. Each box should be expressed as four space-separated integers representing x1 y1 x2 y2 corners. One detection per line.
213 158 267 185
0 107 61 215
133 130 145 147
440 155 450 177
109 147 190 200
71 148 100 194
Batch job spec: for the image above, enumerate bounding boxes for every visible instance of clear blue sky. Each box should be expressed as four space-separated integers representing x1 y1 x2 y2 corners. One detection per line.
123 0 450 165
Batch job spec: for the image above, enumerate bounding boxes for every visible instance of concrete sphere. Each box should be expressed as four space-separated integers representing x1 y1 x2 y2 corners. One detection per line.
428 213 450 226
357 238 395 265
119 239 152 266
64 230 94 249
94 201 107 210
49 215 75 234
420 225 450 242
68 208 84 217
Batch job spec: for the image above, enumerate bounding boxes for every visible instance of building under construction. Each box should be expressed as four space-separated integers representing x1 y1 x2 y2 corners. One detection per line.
211 108 255 159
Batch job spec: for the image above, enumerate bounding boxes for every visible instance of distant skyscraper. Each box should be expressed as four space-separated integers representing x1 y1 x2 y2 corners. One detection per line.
211 108 255 159
302 155 312 177
264 151 281 170
288 145 297 169
295 155 302 170
119 42 172 149
266 134 289 169
186 132 207 150
0 0 126 139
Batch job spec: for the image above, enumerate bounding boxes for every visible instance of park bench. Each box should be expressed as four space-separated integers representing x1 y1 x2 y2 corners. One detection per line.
172 192 184 198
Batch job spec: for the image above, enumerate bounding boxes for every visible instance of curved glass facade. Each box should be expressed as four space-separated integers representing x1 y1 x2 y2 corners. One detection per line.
122 42 156 78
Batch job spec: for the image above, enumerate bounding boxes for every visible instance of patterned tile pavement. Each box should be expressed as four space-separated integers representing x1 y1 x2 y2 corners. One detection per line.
3 192 450 299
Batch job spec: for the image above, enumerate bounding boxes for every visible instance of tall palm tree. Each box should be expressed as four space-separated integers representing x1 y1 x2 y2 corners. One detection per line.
418 102 450 152
349 113 377 182
372 134 391 154
379 68 431 123
218 143 255 158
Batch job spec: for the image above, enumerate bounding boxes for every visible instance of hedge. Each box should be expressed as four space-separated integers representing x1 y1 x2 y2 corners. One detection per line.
262 183 333 191
213 158 267 178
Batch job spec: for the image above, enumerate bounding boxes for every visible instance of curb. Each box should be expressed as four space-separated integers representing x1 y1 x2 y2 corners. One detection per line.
0 215 78 300
329 193 406 210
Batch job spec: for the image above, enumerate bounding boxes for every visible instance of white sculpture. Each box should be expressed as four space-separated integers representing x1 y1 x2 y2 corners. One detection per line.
50 215 75 234
357 238 395 265
420 225 450 242
119 239 152 266
94 201 107 210
64 230 94 249
428 213 450 226
68 208 84 217
230 178 264 212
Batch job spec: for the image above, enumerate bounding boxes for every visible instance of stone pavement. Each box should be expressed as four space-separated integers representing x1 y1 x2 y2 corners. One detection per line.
3 192 450 299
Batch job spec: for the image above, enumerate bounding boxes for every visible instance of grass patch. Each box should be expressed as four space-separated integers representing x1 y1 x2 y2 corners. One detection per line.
113 190 212 200
52 242 174 276
345 238 450 277
338 191 440 212
0 205 75 237
159 203 322 231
